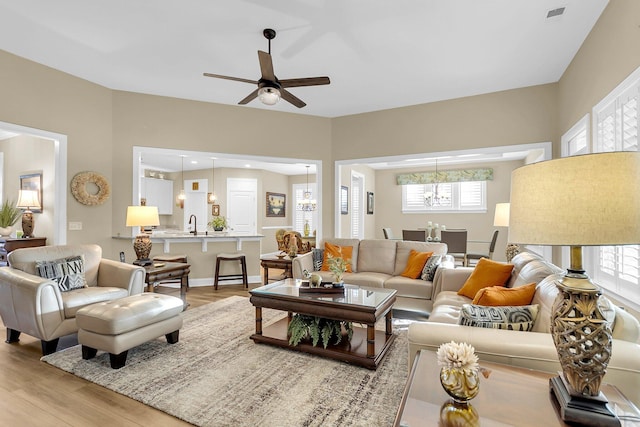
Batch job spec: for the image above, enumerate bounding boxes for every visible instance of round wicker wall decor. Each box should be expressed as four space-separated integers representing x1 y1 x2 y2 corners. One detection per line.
70 171 111 206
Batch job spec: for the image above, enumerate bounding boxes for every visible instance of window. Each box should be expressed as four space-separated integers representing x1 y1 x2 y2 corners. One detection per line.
561 114 589 157
588 65 640 309
293 183 317 236
402 181 486 213
351 173 364 239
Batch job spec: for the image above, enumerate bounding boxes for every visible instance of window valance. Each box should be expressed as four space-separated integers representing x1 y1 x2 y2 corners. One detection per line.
396 168 493 185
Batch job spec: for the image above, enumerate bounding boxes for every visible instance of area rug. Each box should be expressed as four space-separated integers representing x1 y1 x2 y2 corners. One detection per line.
42 296 409 427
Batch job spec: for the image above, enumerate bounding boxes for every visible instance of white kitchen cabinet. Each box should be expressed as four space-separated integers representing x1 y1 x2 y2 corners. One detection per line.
143 177 173 215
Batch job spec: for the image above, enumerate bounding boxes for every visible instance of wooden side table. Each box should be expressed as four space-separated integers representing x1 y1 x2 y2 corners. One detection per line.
0 237 47 266
260 254 293 285
144 261 190 310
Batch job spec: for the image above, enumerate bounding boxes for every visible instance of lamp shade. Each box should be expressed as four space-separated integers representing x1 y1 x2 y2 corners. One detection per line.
126 206 160 227
16 190 41 210
493 203 510 227
509 152 640 246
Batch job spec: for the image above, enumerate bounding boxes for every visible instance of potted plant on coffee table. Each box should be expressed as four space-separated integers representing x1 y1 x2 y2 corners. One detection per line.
327 254 349 284
0 199 21 237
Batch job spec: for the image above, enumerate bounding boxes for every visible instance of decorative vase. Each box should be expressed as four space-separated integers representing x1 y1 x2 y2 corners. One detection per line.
550 277 612 396
440 368 480 403
0 226 12 237
304 220 310 237
439 401 479 427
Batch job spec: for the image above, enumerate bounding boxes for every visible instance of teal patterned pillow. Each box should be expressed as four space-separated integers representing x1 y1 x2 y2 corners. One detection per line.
458 304 539 332
421 255 442 281
36 255 88 292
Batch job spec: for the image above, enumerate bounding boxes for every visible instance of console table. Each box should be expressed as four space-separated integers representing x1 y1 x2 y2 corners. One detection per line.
0 237 47 266
395 350 640 426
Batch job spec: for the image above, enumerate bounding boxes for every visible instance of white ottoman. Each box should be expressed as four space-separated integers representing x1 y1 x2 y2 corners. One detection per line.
76 293 184 369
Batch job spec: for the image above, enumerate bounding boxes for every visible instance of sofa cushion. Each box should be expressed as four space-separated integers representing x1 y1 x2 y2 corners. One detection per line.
340 272 388 288
401 250 433 279
312 248 324 271
457 258 514 299
36 255 88 292
508 257 564 289
384 276 434 300
393 241 448 276
472 283 536 306
356 239 397 275
321 242 353 273
421 254 442 281
458 304 539 331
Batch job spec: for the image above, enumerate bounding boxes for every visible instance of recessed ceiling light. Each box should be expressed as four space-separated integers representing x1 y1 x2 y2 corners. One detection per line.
245 164 251 168
547 7 565 19
191 160 198 164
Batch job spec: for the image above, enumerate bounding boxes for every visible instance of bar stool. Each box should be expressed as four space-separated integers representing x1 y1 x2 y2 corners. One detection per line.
214 253 248 290
152 254 189 289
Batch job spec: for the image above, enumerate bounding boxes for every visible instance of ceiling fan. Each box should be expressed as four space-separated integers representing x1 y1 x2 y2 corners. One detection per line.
203 28 330 108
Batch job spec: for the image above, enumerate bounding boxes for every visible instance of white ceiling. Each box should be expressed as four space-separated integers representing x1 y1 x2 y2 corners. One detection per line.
0 0 608 118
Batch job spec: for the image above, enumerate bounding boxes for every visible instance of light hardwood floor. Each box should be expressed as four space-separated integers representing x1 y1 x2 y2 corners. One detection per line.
0 282 260 427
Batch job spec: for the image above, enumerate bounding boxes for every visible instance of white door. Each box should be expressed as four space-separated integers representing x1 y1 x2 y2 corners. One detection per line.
184 179 208 233
227 178 257 234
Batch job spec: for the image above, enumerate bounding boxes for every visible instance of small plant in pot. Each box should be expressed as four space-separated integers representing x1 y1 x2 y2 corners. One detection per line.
208 216 227 231
0 199 21 237
327 254 350 284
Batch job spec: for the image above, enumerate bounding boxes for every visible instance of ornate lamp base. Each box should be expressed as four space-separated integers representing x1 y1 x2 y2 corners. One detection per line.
133 234 153 266
22 211 35 238
550 375 620 426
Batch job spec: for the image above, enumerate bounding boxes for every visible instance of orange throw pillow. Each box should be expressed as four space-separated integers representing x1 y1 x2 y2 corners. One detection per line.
472 283 537 306
401 250 434 279
457 258 514 299
321 242 353 272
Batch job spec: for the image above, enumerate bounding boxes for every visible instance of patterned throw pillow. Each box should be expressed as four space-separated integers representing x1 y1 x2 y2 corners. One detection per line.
421 254 442 281
312 248 324 271
458 304 539 332
36 255 88 292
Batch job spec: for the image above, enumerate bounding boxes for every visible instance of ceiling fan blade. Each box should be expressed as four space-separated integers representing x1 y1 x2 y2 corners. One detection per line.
258 51 276 81
280 77 330 88
280 89 306 108
238 88 259 105
203 73 257 85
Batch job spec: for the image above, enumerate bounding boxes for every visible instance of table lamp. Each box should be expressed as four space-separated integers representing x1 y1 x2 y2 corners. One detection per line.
126 206 160 266
493 202 519 262
16 190 41 238
509 152 640 425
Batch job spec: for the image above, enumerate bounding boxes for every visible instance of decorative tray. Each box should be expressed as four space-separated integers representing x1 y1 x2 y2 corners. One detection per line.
299 281 345 294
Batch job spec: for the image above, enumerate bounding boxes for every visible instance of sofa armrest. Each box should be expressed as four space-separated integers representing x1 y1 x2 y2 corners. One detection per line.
97 259 146 295
407 322 640 406
432 267 474 296
292 252 314 279
0 267 64 340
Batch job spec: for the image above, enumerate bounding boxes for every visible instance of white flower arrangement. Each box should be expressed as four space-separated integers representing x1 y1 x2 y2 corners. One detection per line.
436 341 479 373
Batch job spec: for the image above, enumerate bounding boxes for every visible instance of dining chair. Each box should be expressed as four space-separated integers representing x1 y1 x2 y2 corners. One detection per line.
466 230 499 266
383 228 401 240
440 229 468 266
402 229 428 242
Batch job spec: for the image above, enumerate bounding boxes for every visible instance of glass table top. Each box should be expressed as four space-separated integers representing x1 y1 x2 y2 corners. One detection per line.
250 278 396 308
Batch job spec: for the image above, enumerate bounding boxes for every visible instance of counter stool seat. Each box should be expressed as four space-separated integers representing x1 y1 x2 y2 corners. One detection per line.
214 253 248 290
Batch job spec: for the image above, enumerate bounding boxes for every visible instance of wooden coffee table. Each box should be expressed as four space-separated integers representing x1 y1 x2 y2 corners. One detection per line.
394 350 640 426
249 279 397 369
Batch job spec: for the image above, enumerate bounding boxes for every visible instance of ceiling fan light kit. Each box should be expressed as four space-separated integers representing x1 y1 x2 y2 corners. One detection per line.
203 28 330 108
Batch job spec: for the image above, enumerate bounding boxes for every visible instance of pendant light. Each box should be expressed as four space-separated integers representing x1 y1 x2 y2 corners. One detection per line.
177 156 186 202
208 158 217 203
297 165 316 211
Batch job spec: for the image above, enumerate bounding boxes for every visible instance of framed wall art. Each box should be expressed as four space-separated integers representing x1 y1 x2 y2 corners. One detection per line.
340 186 348 215
212 204 220 216
266 192 286 217
20 173 43 213
367 192 374 214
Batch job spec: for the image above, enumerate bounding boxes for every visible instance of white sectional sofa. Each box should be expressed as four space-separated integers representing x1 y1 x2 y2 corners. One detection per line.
292 238 448 313
407 251 640 405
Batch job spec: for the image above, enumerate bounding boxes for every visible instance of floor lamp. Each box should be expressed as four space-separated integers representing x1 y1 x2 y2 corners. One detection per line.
509 152 640 426
126 206 160 266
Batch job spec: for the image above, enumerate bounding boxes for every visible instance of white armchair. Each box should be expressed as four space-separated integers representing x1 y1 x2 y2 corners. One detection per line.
0 244 145 355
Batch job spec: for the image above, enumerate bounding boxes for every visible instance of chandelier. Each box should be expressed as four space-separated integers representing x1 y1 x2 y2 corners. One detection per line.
424 159 450 207
297 165 317 212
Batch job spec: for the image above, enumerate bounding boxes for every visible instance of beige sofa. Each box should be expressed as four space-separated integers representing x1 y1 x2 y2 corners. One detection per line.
0 244 145 354
408 251 640 405
292 238 448 313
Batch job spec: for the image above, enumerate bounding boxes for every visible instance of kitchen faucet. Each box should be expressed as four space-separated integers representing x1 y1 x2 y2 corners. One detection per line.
188 215 197 236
